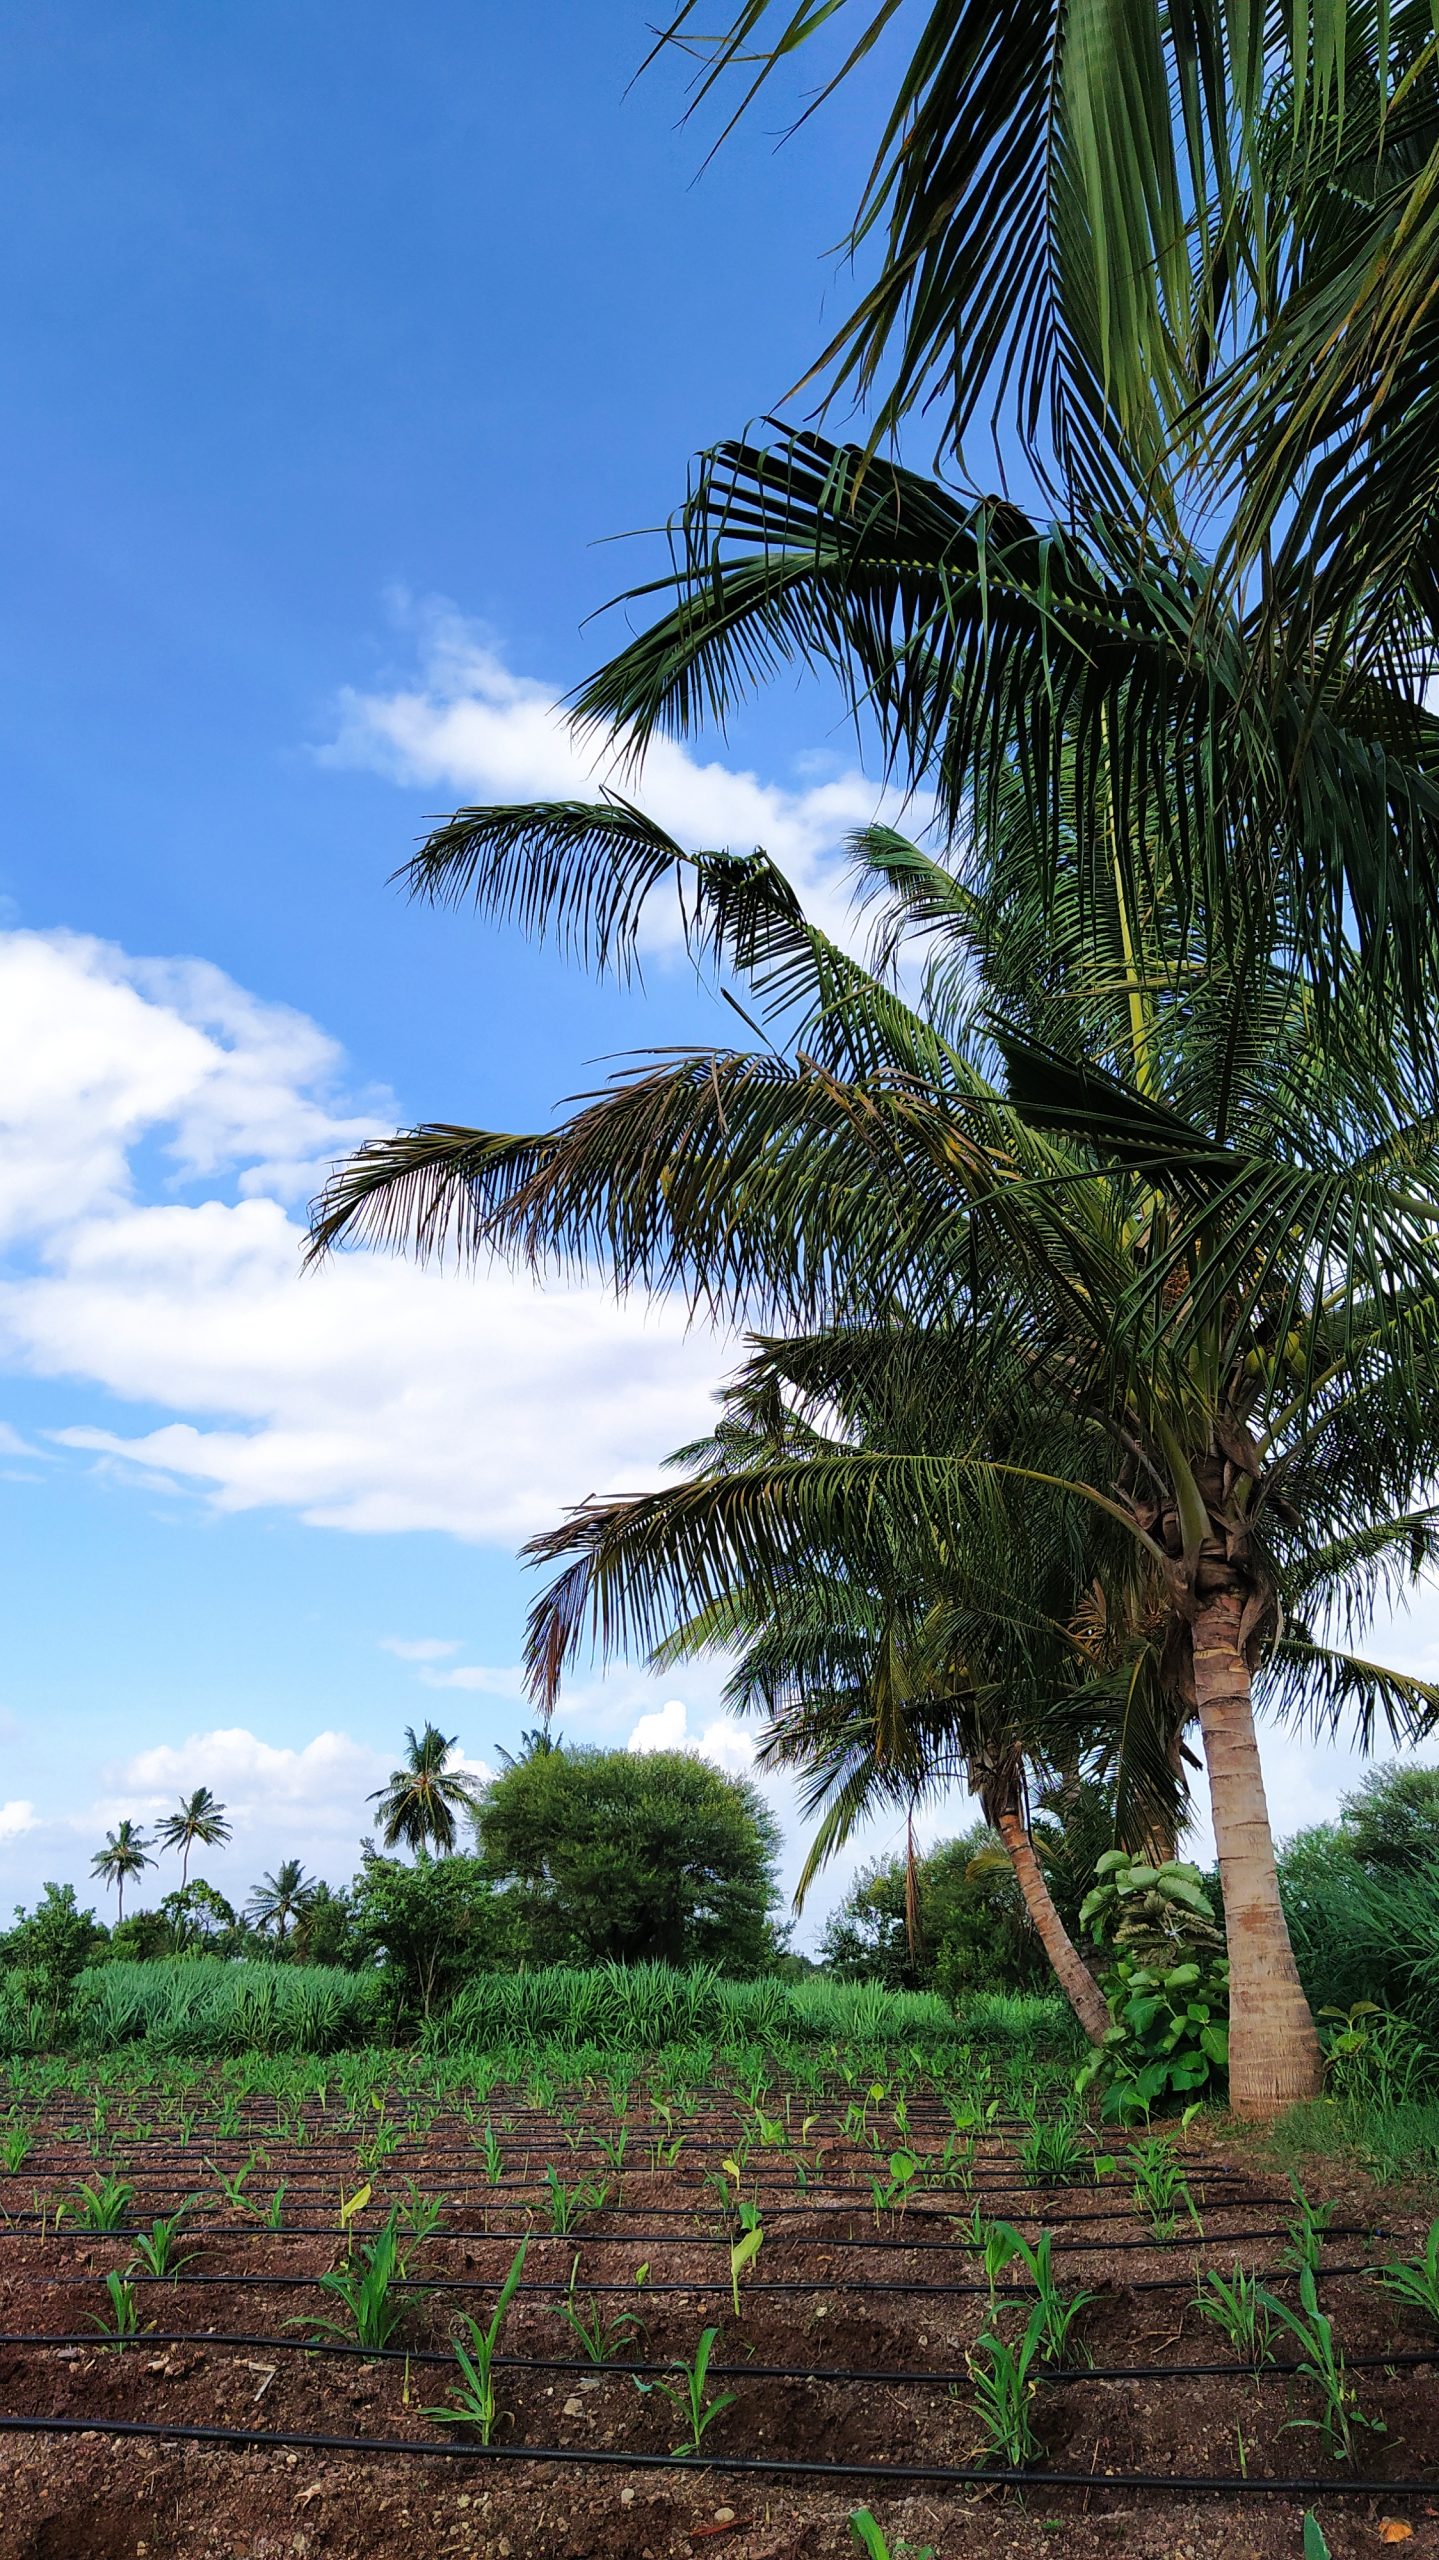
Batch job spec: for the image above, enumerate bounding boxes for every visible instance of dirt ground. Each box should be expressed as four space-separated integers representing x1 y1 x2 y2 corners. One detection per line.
0 2084 1435 2559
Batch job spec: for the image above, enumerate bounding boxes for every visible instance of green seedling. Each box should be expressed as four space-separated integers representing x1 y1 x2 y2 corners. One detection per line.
1376 2217 1439 2327
261 2181 289 2230
303 2210 419 2353
634 2323 736 2459
867 2150 920 2222
398 2183 445 2250
730 2222 764 2316
594 2124 629 2174
557 2254 645 2363
1302 2519 1332 2560
967 2303 1047 2468
128 2209 196 2282
1126 2135 1201 2240
0 2123 33 2174
1192 2262 1273 2365
998 2228 1093 2365
647 2132 686 2171
1284 2180 1338 2278
89 2270 147 2345
542 2167 612 2237
424 2240 527 2445
961 2208 1025 2306
66 2175 134 2233
478 2122 505 2184
849 2514 934 2560
209 2153 259 2215
1256 2263 1383 2465
934 2133 974 2192
1020 2117 1087 2186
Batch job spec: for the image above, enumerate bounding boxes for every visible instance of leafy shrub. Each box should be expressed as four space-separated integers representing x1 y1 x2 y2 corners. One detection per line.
1076 1853 1229 2119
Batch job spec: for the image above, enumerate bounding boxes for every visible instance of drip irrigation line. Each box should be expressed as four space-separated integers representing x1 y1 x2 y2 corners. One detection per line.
0 2408 1434 2497
1 2222 1373 2258
21 2258 1383 2299
4 2330 1438 2386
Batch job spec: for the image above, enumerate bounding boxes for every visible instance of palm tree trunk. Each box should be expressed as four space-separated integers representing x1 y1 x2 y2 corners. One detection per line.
1190 1584 1322 2118
993 1806 1110 2045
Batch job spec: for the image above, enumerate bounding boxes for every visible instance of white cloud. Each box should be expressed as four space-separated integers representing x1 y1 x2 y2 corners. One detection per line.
626 1694 756 1777
115 1726 392 1840
380 1637 461 1662
0 924 724 1543
0 1799 37 1840
324 610 915 954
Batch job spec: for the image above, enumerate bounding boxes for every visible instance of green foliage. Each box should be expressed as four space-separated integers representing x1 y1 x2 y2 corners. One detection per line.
1376 2220 1439 2329
128 2208 196 2282
1 1885 106 2040
966 2304 1047 2468
1255 2263 1383 2466
1125 2135 1201 2241
476 1745 782 1973
305 2209 418 2352
66 2174 134 2232
89 2270 145 2344
634 2323 736 2458
1279 1828 1439 2052
1192 2263 1273 2365
557 2256 645 2364
351 1852 505 2023
425 2241 527 2444
820 1827 1042 1997
1077 1854 1229 2118
849 2515 934 2560
1340 1763 1439 1873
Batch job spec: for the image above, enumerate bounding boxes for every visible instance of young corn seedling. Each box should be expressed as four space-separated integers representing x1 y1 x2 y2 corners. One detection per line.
1257 2263 1383 2465
543 2168 612 2237
961 2209 1026 2308
128 2209 197 2283
398 2184 445 2251
1376 2217 1439 2327
849 2514 934 2560
424 2240 527 2446
89 2271 147 2346
1127 2137 1201 2240
478 2122 505 2184
634 2323 736 2459
261 2182 289 2231
66 2175 135 2233
1193 2263 1273 2365
594 2124 629 2175
966 2304 1047 2468
647 2131 686 2172
1000 2229 1093 2365
1284 2181 1338 2278
1019 2117 1087 2187
304 2211 419 2353
867 2151 921 2225
935 2134 974 2192
0 2122 33 2174
209 2153 260 2216
730 2222 764 2316
557 2254 645 2363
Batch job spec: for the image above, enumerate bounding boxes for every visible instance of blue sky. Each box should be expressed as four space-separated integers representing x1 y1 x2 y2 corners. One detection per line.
0 2 1434 1933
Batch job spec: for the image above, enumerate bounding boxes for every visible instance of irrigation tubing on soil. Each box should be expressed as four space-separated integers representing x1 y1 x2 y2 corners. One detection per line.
0 2409 1434 2498
18 2257 1386 2296
6 2330 1439 2383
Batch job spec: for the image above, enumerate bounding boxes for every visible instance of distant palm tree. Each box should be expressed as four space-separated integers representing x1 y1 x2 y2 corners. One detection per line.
244 1859 317 1942
369 1724 482 1857
156 1787 232 1888
91 1819 155 1925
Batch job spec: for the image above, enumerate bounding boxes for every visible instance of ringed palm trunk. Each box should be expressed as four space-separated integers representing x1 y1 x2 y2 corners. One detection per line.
1190 1582 1323 2117
992 1805 1111 2045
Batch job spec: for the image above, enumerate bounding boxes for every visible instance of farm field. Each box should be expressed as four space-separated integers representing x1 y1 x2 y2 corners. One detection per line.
0 2037 1436 2560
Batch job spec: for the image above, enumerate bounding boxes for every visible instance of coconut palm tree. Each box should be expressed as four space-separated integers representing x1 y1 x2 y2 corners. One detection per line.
368 1724 483 1857
90 1820 154 1925
155 1787 232 1888
244 1860 317 1942
311 770 1439 2114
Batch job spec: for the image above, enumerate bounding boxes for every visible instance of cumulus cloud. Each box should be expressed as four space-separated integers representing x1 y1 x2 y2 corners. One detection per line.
626 1695 757 1777
115 1726 394 1841
380 1637 461 1663
0 924 724 1542
0 1799 37 1840
324 611 917 954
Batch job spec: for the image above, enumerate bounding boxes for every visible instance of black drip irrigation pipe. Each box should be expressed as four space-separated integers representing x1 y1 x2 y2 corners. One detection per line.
4 2330 1438 2386
0 2211 1314 2250
18 2258 1384 2297
0 2408 1435 2497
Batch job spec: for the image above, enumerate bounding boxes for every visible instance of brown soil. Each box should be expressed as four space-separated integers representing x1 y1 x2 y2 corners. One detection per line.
0 2087 1436 2559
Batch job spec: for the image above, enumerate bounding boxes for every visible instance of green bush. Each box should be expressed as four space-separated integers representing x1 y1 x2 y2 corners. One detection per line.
1077 1853 1229 2119
0 1958 385 2058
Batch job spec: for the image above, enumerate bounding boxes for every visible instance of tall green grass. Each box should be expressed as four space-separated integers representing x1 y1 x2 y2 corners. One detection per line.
427 1959 998 2054
0 1958 385 2058
1282 1859 1439 2050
